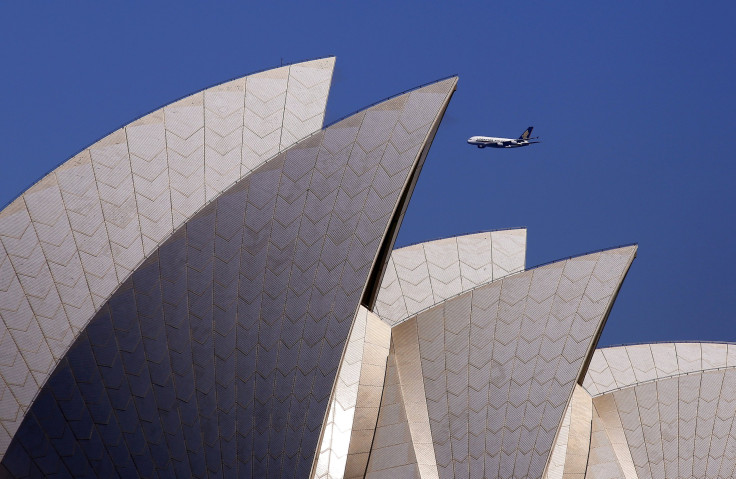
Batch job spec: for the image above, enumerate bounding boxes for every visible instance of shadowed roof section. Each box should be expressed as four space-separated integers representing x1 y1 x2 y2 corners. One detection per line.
366 245 637 479
312 231 526 478
0 76 458 477
0 58 335 460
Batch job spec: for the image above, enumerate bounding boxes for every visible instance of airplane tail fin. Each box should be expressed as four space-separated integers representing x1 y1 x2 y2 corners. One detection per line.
519 126 534 140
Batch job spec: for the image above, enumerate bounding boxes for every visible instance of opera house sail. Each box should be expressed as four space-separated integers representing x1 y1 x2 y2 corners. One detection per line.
0 56 729 479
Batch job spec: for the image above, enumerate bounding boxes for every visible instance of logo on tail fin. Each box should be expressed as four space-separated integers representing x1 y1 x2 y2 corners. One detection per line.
519 126 534 140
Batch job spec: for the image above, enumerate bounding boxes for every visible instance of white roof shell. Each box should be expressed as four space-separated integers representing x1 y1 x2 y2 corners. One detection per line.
583 342 736 396
374 229 526 326
0 58 334 456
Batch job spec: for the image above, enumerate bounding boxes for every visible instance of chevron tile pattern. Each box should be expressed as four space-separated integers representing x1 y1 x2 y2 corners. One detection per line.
55 152 119 310
583 342 736 397
313 306 391 479
591 367 736 479
546 345 736 479
0 77 457 478
280 60 335 151
6 55 702 479
366 246 636 479
241 66 289 173
544 394 573 479
375 229 526 326
203 78 246 201
164 92 207 230
0 59 334 463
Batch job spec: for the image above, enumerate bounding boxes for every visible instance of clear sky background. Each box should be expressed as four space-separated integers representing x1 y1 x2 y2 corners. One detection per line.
1 2 734 347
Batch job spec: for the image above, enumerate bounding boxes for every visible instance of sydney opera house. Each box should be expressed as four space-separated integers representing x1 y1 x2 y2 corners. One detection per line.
0 57 734 478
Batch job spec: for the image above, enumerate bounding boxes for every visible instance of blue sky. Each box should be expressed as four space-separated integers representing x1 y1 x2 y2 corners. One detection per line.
1 2 734 347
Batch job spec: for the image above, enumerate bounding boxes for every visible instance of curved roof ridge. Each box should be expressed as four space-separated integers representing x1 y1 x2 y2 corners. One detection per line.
367 244 637 479
0 58 336 459
591 364 736 397
589 367 736 478
376 243 635 327
1 55 337 211
598 339 736 348
374 228 527 325
527 242 638 270
393 226 527 250
323 73 458 128
1 72 459 474
583 341 736 396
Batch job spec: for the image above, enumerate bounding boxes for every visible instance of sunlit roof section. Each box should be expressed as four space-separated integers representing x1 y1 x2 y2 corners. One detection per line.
0 58 335 461
375 229 526 326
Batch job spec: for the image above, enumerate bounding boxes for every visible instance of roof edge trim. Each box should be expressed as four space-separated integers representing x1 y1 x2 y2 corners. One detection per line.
1 55 337 211
598 340 736 349
384 244 637 325
393 226 527 250
592 365 736 398
323 74 459 129
528 242 638 270
540 245 637 479
361 76 459 309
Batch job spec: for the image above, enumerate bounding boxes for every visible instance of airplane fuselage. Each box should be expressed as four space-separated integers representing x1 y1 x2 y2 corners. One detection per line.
467 136 534 149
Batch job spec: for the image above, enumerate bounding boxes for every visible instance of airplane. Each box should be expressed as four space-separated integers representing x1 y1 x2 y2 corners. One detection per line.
467 126 540 149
